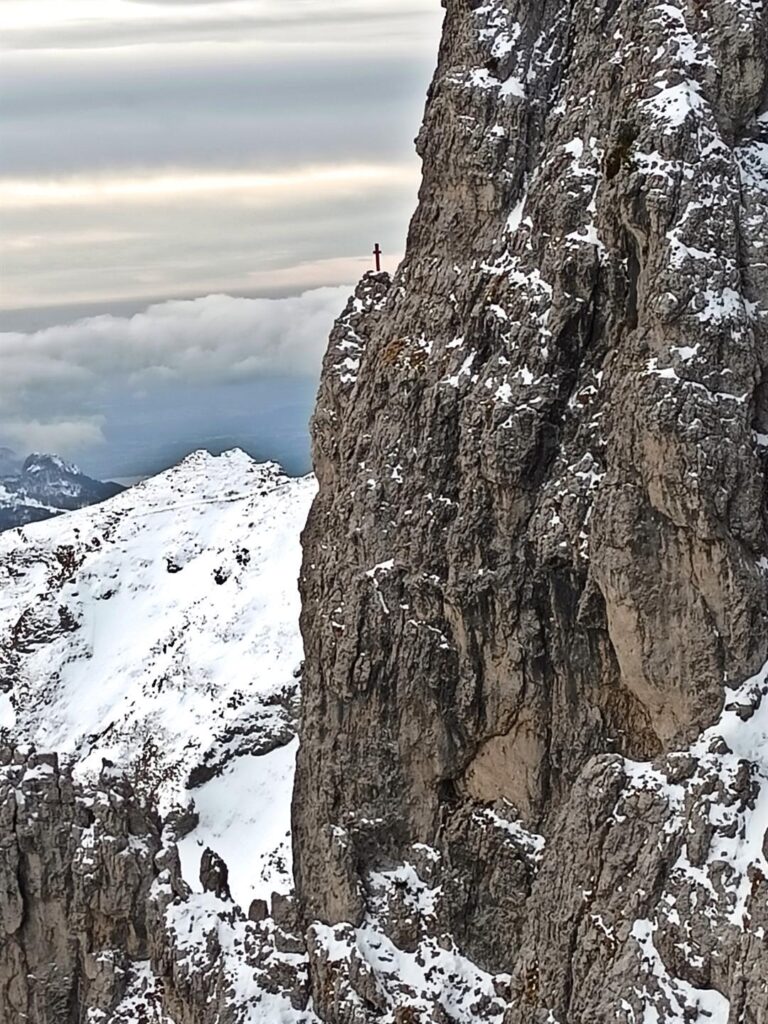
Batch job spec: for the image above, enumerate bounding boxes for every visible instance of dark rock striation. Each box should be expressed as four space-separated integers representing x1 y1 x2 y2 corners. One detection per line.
295 0 768 1019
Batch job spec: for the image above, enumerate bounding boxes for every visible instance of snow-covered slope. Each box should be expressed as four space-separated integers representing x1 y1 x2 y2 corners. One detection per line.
0 448 316 905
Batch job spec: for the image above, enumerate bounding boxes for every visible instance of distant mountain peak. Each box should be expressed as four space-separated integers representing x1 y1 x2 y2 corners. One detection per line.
0 450 124 532
22 452 82 477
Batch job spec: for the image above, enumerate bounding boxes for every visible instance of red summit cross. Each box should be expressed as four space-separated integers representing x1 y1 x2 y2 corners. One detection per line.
373 243 382 272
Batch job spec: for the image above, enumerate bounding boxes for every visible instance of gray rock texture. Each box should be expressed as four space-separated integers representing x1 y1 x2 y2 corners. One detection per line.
295 0 768 1019
0 748 315 1024
0 748 161 1021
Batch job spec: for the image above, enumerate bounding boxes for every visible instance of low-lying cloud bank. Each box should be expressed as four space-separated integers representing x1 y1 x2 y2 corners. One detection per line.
0 286 350 455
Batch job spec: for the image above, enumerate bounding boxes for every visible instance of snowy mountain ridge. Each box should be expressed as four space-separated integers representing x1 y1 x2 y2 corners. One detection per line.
0 447 316 908
23 452 80 476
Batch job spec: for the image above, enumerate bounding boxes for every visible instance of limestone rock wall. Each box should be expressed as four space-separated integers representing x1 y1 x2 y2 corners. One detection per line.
0 749 316 1024
3 1 768 1020
295 0 768 1018
0 749 162 1021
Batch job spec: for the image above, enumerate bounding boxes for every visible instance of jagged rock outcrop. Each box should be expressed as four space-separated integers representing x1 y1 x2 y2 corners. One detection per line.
0 748 162 1020
296 0 768 1019
0 748 316 1024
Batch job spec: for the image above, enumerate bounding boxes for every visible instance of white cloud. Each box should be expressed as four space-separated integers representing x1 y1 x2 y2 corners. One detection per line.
0 0 439 52
0 163 416 209
0 286 351 454
2 418 107 455
0 0 439 313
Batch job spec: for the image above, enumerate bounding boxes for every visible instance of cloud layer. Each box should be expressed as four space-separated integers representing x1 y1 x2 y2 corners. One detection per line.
1 1 441 314
0 1 439 474
0 287 350 455
1 1 437 53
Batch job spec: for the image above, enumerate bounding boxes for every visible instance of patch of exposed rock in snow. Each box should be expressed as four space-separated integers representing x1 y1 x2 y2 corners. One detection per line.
308 855 513 1024
612 662 768 1021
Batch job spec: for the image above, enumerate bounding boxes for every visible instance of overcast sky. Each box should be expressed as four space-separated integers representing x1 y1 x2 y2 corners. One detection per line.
0 0 442 475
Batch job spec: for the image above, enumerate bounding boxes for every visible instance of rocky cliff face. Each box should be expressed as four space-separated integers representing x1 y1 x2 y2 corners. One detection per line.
296 0 768 1019
0 747 315 1024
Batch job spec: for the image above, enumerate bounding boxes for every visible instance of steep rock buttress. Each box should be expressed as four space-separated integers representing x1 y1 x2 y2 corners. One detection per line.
296 0 768 1020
